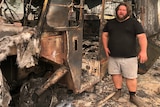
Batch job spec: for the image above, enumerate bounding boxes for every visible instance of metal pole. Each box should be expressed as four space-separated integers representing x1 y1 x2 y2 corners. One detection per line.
99 0 106 60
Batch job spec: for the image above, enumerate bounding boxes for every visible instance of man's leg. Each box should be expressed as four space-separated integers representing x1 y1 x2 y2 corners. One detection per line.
126 78 145 107
111 74 123 100
126 78 137 92
112 74 123 89
108 57 122 100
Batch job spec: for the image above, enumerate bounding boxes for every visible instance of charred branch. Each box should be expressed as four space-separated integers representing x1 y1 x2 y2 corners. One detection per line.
97 92 115 107
35 66 68 96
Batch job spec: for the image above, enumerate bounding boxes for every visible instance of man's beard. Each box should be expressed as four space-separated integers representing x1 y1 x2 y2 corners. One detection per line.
116 14 129 21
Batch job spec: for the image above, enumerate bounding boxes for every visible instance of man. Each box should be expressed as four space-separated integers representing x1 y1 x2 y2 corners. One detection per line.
102 2 148 107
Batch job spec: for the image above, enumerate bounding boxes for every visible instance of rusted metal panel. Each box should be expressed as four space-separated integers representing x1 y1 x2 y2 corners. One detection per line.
66 29 83 93
40 32 66 64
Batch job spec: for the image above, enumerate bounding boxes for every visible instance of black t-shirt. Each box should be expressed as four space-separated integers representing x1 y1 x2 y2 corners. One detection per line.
103 18 144 58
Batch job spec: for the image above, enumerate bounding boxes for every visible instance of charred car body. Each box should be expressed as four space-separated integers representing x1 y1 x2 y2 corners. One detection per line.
0 0 159 106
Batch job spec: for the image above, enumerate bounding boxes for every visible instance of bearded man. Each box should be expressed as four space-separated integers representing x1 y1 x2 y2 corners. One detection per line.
102 2 148 107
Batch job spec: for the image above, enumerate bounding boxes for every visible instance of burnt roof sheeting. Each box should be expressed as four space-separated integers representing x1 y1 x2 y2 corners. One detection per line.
75 0 102 9
85 0 102 8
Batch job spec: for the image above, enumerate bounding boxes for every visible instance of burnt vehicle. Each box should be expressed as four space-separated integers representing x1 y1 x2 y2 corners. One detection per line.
0 0 159 106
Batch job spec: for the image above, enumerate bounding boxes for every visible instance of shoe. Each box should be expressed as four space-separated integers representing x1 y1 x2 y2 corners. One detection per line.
111 90 121 101
130 95 145 107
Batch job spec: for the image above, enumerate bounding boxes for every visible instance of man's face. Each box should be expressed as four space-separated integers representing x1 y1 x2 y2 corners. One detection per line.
116 5 128 21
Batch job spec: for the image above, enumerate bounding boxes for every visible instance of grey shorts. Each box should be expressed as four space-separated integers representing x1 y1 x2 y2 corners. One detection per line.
108 56 138 79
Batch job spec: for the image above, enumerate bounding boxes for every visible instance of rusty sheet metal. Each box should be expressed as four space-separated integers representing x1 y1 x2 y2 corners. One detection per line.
66 29 83 93
40 32 65 64
46 0 71 28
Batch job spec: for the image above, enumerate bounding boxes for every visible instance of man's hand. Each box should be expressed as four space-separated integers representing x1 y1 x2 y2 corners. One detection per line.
138 51 148 63
104 47 110 58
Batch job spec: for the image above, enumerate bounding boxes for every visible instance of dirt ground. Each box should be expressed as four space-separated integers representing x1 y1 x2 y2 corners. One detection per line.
54 57 160 107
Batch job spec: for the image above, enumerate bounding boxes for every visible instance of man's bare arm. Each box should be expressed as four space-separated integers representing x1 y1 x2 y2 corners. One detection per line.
102 32 110 57
137 33 148 63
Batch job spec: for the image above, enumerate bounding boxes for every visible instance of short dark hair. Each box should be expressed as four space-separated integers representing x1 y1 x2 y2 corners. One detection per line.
115 2 132 17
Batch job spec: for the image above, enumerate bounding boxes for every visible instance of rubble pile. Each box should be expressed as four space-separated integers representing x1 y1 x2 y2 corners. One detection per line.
5 33 160 107
51 39 160 107
81 40 100 83
82 40 99 60
53 57 160 107
53 39 160 107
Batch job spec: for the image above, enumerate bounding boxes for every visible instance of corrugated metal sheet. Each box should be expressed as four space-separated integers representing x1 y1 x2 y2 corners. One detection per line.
158 0 160 26
143 0 159 36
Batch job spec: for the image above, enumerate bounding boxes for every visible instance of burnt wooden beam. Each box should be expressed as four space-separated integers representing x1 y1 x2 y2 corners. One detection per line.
97 92 115 107
35 66 68 96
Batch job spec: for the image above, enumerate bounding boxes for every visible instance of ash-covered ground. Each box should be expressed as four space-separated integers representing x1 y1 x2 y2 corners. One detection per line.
53 56 160 107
